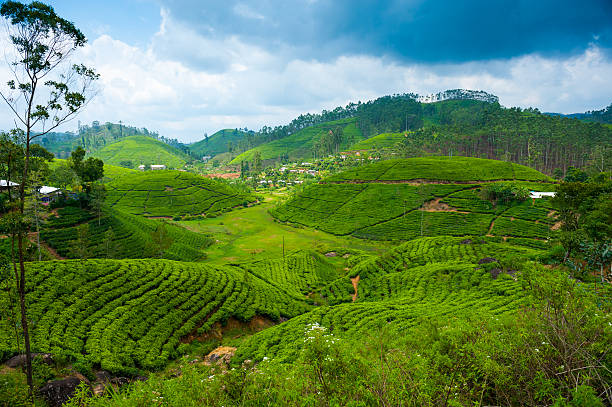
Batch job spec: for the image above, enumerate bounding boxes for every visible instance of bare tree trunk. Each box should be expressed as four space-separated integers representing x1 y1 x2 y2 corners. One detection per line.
17 232 33 397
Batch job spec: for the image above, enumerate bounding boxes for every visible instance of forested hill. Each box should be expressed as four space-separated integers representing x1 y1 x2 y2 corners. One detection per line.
546 103 612 124
226 95 611 175
188 128 254 158
37 122 187 158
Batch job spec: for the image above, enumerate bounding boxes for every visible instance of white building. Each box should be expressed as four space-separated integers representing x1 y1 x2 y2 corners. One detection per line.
151 165 167 170
529 191 556 199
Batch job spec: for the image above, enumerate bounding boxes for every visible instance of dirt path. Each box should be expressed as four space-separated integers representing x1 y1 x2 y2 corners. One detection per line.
26 232 65 260
350 275 360 302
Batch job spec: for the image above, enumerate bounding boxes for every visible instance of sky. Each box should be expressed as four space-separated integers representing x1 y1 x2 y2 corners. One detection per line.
1 0 611 143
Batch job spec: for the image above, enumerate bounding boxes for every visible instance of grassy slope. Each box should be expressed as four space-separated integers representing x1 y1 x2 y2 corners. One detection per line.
349 132 408 150
106 170 255 217
271 157 556 241
188 129 249 158
49 158 137 183
230 118 363 164
175 192 389 264
89 136 189 169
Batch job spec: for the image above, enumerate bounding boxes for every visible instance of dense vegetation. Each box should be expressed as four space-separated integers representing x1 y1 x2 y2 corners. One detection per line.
0 259 311 374
230 117 364 164
40 206 213 261
272 157 557 241
89 136 190 169
106 170 256 217
188 128 253 159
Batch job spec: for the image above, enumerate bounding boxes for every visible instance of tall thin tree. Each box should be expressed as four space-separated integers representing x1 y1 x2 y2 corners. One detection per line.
0 1 98 397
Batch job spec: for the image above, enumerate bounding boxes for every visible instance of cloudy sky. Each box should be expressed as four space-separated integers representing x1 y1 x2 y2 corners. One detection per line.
2 0 612 142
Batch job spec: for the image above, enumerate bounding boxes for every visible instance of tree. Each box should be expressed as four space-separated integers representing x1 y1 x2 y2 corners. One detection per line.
69 146 104 191
68 224 90 260
89 183 106 225
146 223 173 258
48 161 76 189
103 227 118 259
0 1 98 397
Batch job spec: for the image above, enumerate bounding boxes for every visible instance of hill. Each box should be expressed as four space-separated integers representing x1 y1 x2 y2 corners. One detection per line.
0 258 311 374
234 236 540 363
188 128 252 159
349 132 408 150
230 117 364 164
106 170 256 217
39 206 213 261
38 122 163 158
271 157 557 241
89 136 189 169
48 158 137 183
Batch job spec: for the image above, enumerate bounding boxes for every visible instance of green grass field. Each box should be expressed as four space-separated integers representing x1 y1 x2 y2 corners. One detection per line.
106 170 255 217
230 118 364 164
89 136 189 169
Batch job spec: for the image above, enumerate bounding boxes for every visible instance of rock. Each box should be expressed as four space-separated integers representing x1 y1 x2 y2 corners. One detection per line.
38 376 89 407
342 253 351 258
5 353 53 368
478 257 498 264
205 346 237 365
489 268 503 279
460 239 473 244
110 377 130 386
325 252 337 257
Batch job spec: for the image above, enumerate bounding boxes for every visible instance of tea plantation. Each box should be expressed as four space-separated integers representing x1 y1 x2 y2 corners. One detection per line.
106 170 256 217
271 157 557 242
40 206 213 261
0 259 312 374
233 236 542 364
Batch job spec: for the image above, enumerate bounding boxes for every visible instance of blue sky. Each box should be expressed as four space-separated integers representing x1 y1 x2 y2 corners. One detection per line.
2 0 612 142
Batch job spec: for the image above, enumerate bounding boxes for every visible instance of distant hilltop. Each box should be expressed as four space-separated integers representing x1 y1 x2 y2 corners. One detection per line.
415 89 499 104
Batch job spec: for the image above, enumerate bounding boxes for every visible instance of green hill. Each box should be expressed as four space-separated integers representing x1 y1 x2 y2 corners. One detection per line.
48 158 137 183
89 136 189 169
106 170 256 217
0 258 311 374
40 206 213 261
271 157 556 241
349 132 407 150
230 117 364 164
234 236 541 363
188 128 251 158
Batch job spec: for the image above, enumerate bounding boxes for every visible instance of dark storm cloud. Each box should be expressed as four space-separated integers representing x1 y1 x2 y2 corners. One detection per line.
158 0 612 63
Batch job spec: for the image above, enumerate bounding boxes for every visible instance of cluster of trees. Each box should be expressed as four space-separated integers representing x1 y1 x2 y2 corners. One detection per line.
553 170 612 283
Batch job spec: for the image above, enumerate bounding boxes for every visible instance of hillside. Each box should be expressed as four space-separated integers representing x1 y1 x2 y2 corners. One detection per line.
349 132 408 150
271 157 557 241
0 258 311 374
230 117 364 164
40 206 213 261
38 122 162 158
234 236 540 363
188 128 252 158
48 158 137 183
106 170 256 217
89 136 189 169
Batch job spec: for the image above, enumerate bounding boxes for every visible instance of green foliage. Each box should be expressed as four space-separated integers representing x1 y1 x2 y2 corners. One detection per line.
0 259 311 374
40 206 213 261
272 157 555 241
106 170 256 217
230 118 364 164
188 128 252 158
481 182 530 204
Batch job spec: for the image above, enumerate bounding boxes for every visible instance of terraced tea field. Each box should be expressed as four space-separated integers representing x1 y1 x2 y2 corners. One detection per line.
40 206 213 261
271 157 557 241
0 259 312 374
106 170 255 217
233 236 540 363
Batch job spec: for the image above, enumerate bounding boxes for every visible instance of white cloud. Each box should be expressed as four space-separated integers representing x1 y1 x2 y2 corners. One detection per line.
1 10 611 143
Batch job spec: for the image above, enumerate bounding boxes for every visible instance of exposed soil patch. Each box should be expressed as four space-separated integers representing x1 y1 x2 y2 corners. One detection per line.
351 275 360 302
551 221 563 231
181 316 274 344
204 346 237 366
420 198 469 213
